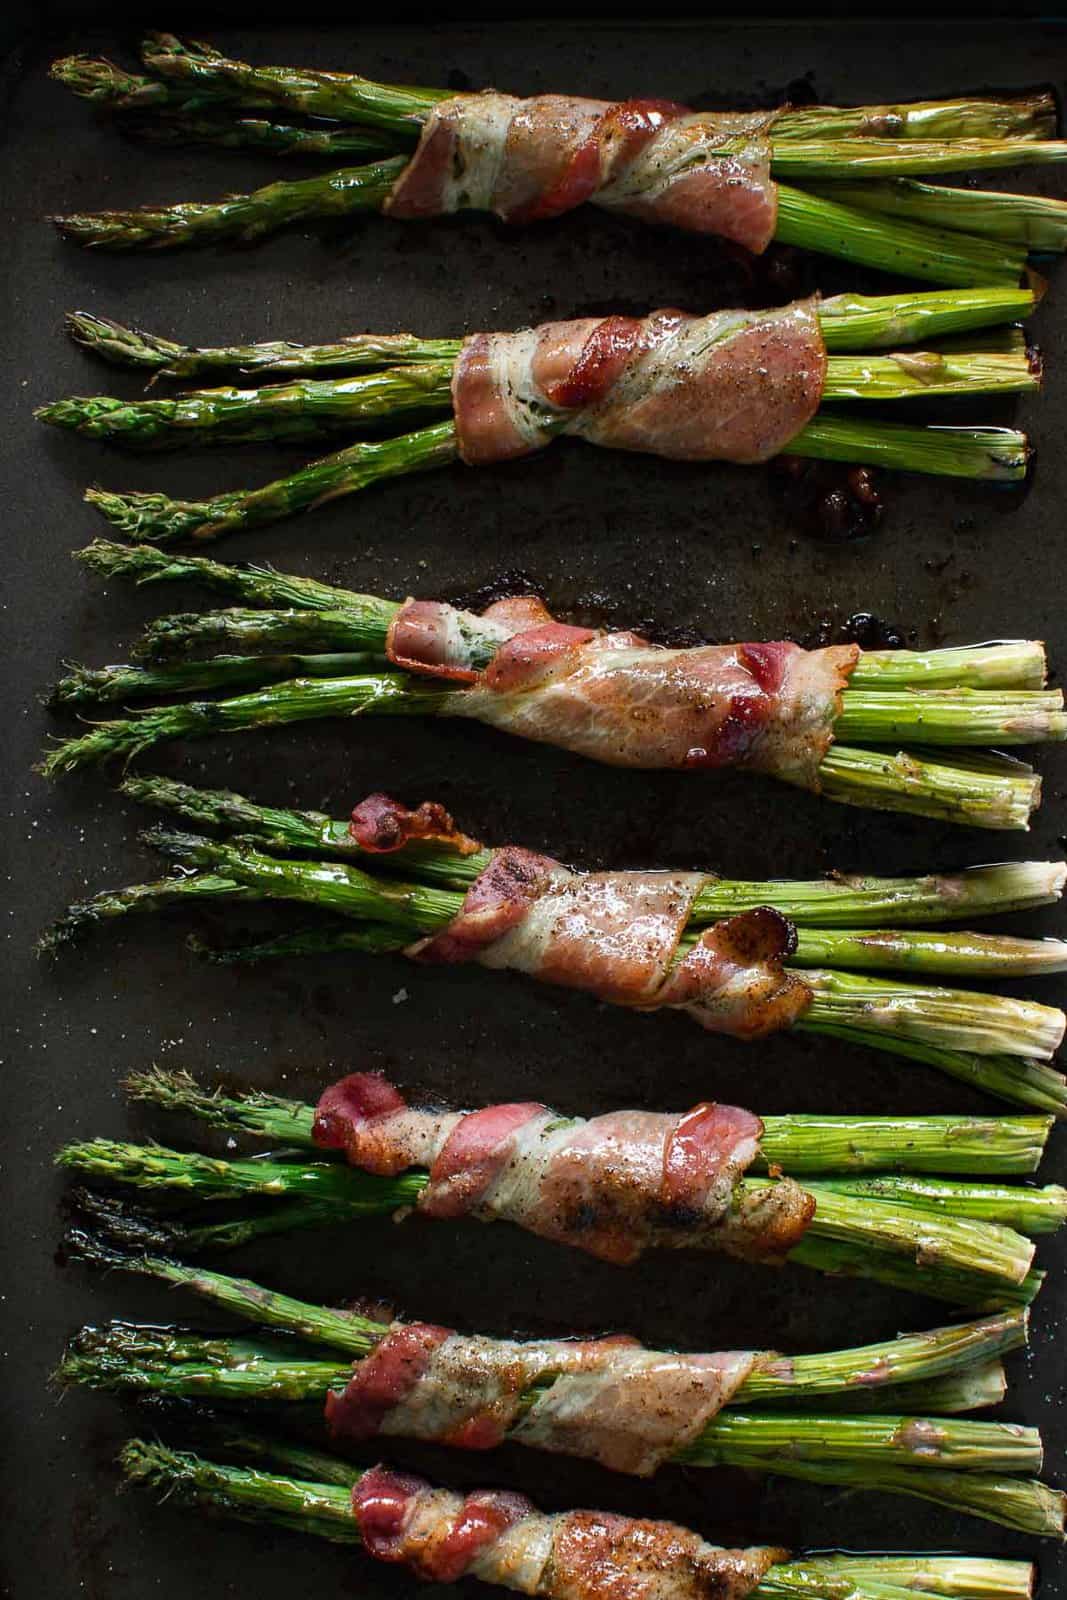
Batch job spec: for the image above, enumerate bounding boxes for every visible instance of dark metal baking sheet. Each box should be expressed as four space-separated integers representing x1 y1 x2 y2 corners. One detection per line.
2 17 1066 1600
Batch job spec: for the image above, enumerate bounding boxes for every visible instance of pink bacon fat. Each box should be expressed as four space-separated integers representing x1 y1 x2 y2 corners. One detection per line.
353 1464 786 1597
327 1320 759 1476
384 90 780 255
384 599 857 790
313 1074 815 1266
450 302 826 469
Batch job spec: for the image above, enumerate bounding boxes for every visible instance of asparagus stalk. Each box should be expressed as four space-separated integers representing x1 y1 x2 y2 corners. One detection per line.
64 312 465 378
54 1134 1039 1305
800 1174 1067 1234
37 364 455 450
130 115 399 162
64 290 1037 382
813 180 1067 250
801 1556 1034 1600
49 651 384 706
38 346 1040 452
123 1065 1056 1174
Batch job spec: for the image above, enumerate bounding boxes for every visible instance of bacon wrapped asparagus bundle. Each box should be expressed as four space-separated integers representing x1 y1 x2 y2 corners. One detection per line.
43 543 1067 831
39 293 1043 545
56 1067 1066 1306
51 34 1067 286
40 779 1067 1113
58 1237 1063 1533
118 1427 1034 1600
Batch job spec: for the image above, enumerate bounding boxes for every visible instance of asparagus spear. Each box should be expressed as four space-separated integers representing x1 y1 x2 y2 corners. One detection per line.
65 289 1038 381
813 179 1067 249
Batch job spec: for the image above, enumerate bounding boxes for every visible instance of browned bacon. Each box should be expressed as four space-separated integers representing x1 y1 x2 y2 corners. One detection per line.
384 601 856 789
313 1074 815 1266
353 1464 785 1596
328 1321 759 1475
450 302 826 467
384 91 780 256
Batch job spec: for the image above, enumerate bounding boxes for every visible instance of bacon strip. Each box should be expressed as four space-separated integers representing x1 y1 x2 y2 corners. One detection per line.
450 302 827 468
313 1074 815 1266
385 91 780 256
353 1464 785 1596
328 1322 758 1475
385 600 857 791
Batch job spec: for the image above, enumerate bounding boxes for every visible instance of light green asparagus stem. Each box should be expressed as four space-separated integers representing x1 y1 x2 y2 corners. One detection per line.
823 1362 1007 1416
65 292 1036 383
788 416 1030 480
798 1175 1067 1234
118 775 1067 927
817 745 1041 830
813 180 1067 250
123 1065 1054 1175
773 138 1067 178
834 689 1065 746
820 349 1040 402
801 968 1064 1059
804 1555 1034 1600
38 364 455 449
65 312 464 378
800 1024 1067 1118
774 95 1057 142
49 651 384 706
53 157 407 249
84 420 459 542
773 185 1025 286
848 642 1047 690
793 926 1067 978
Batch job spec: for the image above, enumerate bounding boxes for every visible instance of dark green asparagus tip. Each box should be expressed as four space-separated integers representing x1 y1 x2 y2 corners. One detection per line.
60 1220 138 1275
50 56 132 102
65 1187 197 1256
66 311 184 372
85 487 216 544
124 1064 219 1116
120 1438 193 1491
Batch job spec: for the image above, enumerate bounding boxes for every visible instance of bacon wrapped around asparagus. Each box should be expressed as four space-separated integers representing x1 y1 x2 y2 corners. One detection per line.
41 779 1067 1113
38 290 1043 548
51 34 1067 288
57 1065 1067 1307
122 1429 1021 1600
57 1231 1063 1532
44 543 1067 831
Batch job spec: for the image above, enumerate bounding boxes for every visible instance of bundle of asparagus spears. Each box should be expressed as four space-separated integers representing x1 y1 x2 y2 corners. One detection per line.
41 777 1067 1113
50 34 1067 287
56 1224 1064 1534
37 289 1044 547
104 1424 1052 1600
43 542 1067 831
